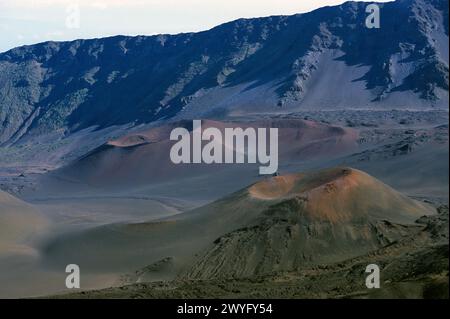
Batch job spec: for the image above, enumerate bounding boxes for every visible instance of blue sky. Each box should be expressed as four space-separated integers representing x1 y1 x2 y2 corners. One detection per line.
0 0 392 53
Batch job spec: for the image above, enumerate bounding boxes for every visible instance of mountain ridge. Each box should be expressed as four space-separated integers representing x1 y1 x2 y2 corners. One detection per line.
0 0 448 146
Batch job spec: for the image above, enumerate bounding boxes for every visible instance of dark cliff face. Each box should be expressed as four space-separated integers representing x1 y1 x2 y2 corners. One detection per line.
0 0 448 144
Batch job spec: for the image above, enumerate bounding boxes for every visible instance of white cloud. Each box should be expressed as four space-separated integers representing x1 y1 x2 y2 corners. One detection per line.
0 0 394 53
46 30 65 37
2 0 151 9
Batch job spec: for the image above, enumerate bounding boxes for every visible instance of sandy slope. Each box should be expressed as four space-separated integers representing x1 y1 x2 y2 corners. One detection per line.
0 191 54 298
0 114 445 298
40 167 434 286
0 190 48 257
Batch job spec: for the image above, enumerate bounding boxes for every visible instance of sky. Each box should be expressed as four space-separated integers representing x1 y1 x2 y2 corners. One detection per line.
0 0 392 53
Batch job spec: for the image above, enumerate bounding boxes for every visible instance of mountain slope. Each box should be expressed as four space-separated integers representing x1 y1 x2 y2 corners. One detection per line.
0 190 48 256
0 0 448 145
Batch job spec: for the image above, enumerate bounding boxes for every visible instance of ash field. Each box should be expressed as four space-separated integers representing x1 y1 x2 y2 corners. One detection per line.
0 0 448 299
